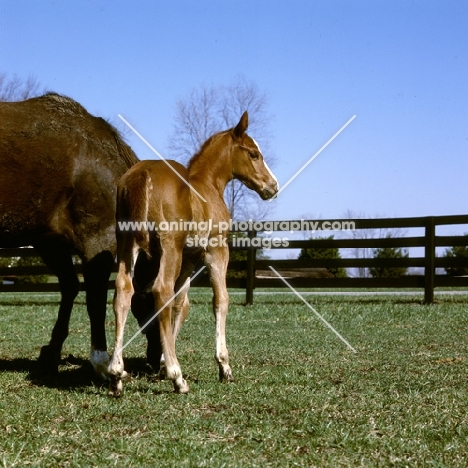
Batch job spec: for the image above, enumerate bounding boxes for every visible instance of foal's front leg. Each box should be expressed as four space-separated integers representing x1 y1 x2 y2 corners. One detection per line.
205 244 234 382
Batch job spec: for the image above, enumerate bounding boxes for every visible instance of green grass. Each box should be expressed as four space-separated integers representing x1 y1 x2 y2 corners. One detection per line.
0 290 467 466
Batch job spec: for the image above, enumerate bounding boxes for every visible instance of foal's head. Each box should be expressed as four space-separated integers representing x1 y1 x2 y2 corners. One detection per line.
229 112 278 200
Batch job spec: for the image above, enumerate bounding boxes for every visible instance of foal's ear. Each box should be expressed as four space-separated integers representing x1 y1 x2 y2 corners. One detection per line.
233 111 249 138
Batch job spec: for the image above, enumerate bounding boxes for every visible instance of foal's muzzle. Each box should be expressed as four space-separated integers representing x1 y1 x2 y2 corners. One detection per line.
261 183 279 200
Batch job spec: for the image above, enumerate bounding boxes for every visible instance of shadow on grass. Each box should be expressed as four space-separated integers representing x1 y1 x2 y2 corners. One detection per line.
23 354 105 390
0 298 88 307
0 354 108 391
0 353 183 395
0 356 35 373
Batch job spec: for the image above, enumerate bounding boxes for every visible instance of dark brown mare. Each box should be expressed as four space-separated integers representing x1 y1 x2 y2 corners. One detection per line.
0 93 139 376
108 112 278 395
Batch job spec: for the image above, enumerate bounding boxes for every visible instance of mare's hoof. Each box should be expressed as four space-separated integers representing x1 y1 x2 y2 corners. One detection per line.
37 345 60 376
158 365 167 381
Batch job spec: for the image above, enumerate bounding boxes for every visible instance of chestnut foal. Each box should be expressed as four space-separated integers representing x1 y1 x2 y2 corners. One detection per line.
108 112 278 395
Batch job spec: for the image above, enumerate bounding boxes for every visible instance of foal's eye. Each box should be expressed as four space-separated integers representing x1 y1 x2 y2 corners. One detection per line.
249 151 259 160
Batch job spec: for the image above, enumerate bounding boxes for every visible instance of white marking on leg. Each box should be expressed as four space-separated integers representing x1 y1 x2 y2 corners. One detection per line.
213 290 233 381
159 353 166 380
90 348 110 380
215 313 231 377
165 364 189 394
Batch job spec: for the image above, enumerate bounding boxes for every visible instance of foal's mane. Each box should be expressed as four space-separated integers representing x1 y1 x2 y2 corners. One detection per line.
187 128 232 173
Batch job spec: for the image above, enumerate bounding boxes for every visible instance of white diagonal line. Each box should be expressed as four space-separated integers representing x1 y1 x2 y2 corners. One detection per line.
268 266 357 353
271 115 356 200
119 265 206 352
118 114 207 203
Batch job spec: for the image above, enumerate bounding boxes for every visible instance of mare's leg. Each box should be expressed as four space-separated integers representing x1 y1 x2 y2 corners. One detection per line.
154 240 188 393
131 251 162 373
172 283 190 340
205 245 234 382
82 250 114 378
145 319 162 374
35 242 80 375
131 290 162 373
108 241 138 397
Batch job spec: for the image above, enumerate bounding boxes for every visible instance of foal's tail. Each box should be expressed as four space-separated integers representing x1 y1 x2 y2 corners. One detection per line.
117 168 152 253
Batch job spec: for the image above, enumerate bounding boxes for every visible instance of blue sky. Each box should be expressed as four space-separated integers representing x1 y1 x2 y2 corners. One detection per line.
1 0 467 228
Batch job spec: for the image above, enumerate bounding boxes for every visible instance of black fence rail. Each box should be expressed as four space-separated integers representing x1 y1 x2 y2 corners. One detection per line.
1 215 467 303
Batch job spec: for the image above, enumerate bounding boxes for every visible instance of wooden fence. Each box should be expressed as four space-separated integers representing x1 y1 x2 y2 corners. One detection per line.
1 214 467 304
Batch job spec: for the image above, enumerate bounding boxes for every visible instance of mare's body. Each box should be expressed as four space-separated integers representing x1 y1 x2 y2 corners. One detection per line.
0 93 139 375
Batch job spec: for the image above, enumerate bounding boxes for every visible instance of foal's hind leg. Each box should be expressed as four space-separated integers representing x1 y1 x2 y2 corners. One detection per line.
108 242 138 396
154 240 189 393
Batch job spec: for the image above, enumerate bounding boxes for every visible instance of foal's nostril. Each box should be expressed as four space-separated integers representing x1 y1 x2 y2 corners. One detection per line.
263 184 279 200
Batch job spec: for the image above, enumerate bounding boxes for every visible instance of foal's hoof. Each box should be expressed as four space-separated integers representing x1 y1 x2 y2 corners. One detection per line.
108 376 124 398
219 367 235 383
174 378 190 394
37 345 60 376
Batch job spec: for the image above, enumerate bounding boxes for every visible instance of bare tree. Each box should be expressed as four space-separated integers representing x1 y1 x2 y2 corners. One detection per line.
341 210 376 278
0 73 42 102
168 76 275 220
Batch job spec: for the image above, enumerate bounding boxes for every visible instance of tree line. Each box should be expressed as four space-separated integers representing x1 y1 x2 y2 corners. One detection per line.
298 233 468 278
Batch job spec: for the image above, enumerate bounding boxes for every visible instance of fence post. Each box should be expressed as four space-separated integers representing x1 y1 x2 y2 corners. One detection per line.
245 230 257 305
424 216 435 304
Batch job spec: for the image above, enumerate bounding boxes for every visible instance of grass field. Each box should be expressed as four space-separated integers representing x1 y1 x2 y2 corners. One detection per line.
0 289 467 467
